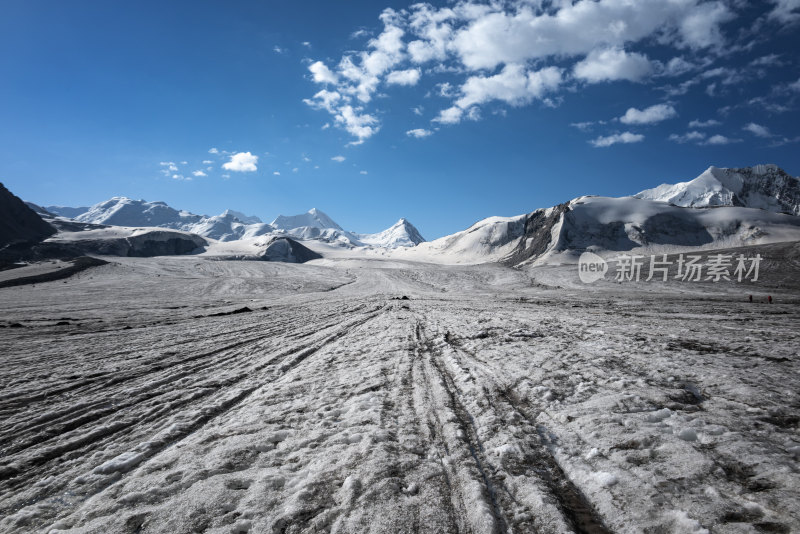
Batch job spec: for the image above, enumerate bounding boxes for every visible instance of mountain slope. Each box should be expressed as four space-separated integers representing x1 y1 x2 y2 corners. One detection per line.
45 205 91 219
0 183 56 249
635 164 800 215
74 197 203 227
358 218 426 248
271 208 343 231
394 195 800 266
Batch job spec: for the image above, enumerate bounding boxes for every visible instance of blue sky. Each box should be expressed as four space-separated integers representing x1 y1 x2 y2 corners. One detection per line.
1 0 798 239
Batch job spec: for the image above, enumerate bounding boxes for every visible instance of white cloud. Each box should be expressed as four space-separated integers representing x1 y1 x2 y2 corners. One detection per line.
331 155 346 162
202 160 213 164
334 105 379 141
303 89 341 112
309 61 338 84
434 106 464 124
434 64 562 124
407 128 433 138
273 46 285 54
590 132 645 147
571 121 596 132
788 77 800 92
192 170 207 177
457 65 562 109
304 0 740 142
292 167 299 173
301 41 311 48
660 57 696 77
668 131 706 143
273 171 280 176
208 148 219 154
222 152 258 172
619 104 677 125
573 48 653 83
677 2 734 49
688 119 721 128
449 1 732 71
768 0 800 24
704 134 741 145
172 174 190 181
168 164 179 172
749 54 783 67
412 105 424 116
743 123 771 137
222 174 230 179
180 161 188 165
386 68 421 86
360 170 368 175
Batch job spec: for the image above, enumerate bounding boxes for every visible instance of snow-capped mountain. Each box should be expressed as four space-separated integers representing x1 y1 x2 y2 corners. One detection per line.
358 218 425 248
271 208 342 231
221 209 262 225
635 164 800 215
36 198 424 248
396 195 800 266
71 197 203 227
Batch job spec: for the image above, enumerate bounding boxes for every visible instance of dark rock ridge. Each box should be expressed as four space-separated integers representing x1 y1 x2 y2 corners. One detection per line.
261 237 321 263
41 231 208 258
0 183 56 249
212 237 321 264
503 203 570 266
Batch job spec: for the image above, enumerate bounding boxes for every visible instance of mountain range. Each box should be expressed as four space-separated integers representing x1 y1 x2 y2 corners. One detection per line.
12 163 800 266
635 164 800 215
35 200 426 249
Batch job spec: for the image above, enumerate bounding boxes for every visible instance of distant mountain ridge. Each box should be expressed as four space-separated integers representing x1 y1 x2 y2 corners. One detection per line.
38 198 425 249
635 164 800 216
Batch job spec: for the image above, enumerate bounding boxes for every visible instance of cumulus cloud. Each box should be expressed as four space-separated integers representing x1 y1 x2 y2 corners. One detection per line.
360 170 369 175
386 68 421 86
202 160 213 164
309 61 338 84
331 155 346 162
573 48 653 83
669 131 706 143
304 1 741 142
619 104 677 125
334 105 379 141
407 128 433 138
222 152 258 172
433 64 562 124
688 119 721 128
192 170 207 177
590 132 645 147
743 123 771 137
208 148 219 154
704 134 741 145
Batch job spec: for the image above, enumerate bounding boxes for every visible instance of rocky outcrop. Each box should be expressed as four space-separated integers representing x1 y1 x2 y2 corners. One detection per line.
0 183 56 248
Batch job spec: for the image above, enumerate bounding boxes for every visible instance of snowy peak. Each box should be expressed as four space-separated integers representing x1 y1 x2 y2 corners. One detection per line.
74 197 203 228
219 209 262 224
270 208 343 231
635 164 800 215
358 218 426 248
